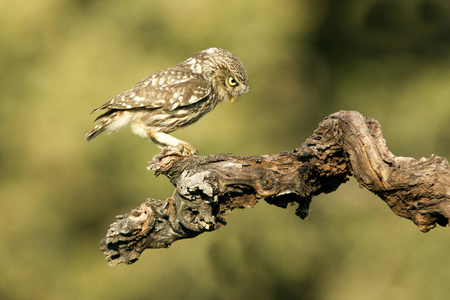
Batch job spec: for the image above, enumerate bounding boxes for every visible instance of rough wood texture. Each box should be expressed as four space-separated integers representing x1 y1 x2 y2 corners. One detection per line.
100 110 450 266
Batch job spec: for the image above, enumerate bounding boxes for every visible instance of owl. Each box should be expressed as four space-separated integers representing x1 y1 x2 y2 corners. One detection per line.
86 47 249 155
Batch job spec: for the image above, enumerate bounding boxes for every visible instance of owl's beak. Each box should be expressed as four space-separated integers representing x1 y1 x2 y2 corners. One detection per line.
229 96 237 104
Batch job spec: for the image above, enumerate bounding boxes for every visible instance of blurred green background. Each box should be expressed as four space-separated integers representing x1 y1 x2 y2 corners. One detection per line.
1 0 450 299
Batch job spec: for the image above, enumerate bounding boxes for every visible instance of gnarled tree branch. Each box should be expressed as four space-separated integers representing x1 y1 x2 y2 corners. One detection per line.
100 110 450 266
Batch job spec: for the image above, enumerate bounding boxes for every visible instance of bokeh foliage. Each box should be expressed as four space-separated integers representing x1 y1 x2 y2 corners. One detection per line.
1 0 449 299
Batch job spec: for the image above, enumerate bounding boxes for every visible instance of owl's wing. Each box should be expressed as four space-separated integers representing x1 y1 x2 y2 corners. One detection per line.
92 68 211 114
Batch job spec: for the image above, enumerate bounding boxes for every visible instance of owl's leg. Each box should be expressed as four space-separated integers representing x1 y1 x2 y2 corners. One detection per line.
147 130 198 156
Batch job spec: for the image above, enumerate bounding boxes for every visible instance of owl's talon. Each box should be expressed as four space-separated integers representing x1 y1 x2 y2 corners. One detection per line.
178 143 198 156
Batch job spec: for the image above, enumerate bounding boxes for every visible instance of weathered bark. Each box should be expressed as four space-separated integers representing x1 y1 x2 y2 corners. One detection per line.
100 110 450 266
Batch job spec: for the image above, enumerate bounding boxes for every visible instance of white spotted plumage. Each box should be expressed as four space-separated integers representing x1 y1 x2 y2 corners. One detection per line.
86 47 249 155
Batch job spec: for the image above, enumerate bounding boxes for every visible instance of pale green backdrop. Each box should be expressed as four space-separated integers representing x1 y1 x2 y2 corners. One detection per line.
1 0 449 299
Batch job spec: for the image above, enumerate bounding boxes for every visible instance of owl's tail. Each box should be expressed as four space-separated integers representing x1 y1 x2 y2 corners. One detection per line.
85 111 120 141
85 125 105 141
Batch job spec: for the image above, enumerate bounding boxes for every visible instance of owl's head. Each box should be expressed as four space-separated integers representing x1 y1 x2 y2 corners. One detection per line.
196 48 249 103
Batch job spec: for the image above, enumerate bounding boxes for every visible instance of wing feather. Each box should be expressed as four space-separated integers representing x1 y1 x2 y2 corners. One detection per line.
91 67 211 114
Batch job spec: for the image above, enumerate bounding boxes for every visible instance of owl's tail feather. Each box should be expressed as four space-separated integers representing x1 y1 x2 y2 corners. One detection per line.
85 125 106 141
85 111 119 141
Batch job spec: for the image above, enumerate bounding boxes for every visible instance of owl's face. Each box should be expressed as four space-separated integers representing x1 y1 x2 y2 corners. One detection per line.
214 67 249 103
194 47 249 104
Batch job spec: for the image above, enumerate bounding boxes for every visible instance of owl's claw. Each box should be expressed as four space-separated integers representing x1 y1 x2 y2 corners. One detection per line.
148 131 197 156
178 142 198 156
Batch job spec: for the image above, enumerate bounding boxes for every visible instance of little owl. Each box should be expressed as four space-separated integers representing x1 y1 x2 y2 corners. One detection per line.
86 47 249 155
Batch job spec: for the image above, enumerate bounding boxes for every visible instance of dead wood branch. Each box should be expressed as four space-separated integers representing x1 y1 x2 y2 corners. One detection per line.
100 110 450 266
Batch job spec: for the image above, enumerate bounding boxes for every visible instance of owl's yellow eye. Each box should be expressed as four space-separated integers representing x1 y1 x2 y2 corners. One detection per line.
228 76 237 87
